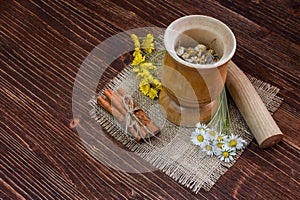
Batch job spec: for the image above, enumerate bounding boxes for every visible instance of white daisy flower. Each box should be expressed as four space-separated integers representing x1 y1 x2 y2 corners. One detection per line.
206 129 218 140
213 140 225 154
215 133 228 142
194 127 205 134
201 141 215 156
195 122 208 132
191 130 207 147
217 147 236 163
225 134 246 150
212 133 227 153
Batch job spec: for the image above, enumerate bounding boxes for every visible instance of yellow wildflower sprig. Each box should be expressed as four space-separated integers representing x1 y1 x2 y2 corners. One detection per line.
131 33 164 99
141 34 154 53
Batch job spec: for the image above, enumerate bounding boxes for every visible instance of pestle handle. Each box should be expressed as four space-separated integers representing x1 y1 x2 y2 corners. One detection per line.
226 61 284 148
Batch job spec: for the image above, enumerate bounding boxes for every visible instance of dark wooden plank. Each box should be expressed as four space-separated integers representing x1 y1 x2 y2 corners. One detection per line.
1 0 300 199
214 0 300 45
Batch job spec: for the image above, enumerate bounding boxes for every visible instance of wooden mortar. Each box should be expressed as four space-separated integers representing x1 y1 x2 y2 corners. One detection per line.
226 61 284 148
159 15 236 127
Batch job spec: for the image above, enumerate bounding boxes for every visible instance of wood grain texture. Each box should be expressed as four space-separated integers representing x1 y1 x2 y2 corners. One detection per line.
1 0 299 199
226 61 283 148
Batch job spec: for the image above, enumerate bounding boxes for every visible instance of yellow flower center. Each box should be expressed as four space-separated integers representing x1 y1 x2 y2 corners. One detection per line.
223 151 229 158
199 128 204 131
229 140 237 147
197 135 204 142
210 131 216 136
217 136 223 141
206 145 212 151
217 143 223 149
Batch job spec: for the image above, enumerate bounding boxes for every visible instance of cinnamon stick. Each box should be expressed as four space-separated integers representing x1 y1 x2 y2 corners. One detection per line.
115 89 160 137
111 89 152 139
104 89 127 115
97 95 141 141
97 88 161 141
134 110 161 137
97 96 123 121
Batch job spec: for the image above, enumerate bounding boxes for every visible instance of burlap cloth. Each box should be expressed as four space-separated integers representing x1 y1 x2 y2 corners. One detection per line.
90 67 283 193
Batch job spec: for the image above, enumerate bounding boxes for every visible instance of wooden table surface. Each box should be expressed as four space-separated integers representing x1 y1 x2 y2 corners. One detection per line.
1 0 300 199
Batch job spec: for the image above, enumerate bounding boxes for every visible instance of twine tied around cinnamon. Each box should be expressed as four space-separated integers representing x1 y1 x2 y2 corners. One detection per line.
97 88 160 141
122 94 151 139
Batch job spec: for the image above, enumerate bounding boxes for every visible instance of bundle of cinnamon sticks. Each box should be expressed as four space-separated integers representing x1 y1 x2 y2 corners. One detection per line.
97 88 160 142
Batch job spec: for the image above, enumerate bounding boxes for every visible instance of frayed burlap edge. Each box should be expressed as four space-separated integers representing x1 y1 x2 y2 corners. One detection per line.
89 66 283 193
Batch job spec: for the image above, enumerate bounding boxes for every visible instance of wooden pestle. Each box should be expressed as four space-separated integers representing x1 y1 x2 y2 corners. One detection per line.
226 61 284 148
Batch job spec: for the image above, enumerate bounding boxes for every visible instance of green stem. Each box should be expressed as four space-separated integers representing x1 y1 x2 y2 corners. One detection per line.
151 62 163 66
208 88 226 132
221 90 227 134
225 89 233 135
208 97 221 126
149 50 166 62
